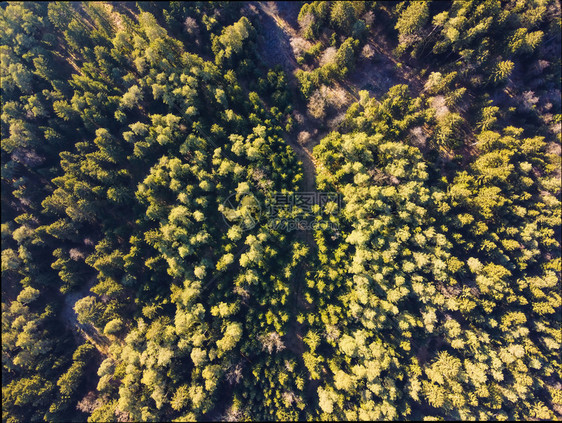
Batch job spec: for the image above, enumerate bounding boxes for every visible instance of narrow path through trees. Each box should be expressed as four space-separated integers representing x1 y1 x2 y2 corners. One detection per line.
254 2 323 402
60 278 113 357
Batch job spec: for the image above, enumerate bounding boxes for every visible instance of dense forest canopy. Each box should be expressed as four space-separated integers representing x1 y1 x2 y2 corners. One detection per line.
1 1 560 422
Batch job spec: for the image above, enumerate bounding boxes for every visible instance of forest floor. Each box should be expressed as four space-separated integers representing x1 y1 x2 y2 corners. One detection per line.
253 5 320 401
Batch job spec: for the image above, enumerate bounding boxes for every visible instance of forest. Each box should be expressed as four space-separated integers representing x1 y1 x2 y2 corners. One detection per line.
1 1 560 421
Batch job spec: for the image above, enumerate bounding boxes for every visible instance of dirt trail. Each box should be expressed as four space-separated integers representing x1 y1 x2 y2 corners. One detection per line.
254 2 299 74
254 1 319 195
288 138 318 193
60 278 113 357
256 2 301 42
253 0 318 363
254 1 319 214
254 2 324 405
